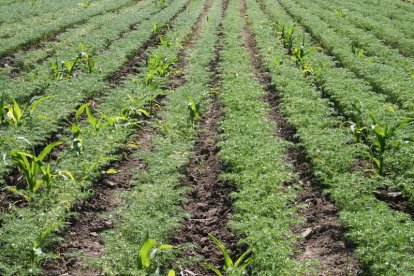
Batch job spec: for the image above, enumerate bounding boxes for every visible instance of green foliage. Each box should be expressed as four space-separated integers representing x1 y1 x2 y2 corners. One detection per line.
187 97 201 126
278 23 296 54
291 38 322 76
348 102 367 143
205 234 253 276
31 224 60 264
351 44 364 57
136 234 175 275
155 0 167 9
369 115 414 176
6 141 73 199
50 48 98 80
0 95 52 127
145 53 177 88
71 123 83 156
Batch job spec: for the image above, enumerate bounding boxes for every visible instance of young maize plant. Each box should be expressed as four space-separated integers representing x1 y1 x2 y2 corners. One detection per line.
136 235 175 275
205 234 254 276
50 47 98 80
0 94 52 127
145 53 178 89
369 115 414 176
187 97 201 126
5 141 74 201
291 38 322 76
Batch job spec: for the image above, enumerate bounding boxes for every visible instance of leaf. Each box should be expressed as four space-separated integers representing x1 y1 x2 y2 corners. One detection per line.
38 141 62 161
208 233 233 269
167 270 176 276
137 238 156 269
234 249 253 268
205 262 223 276
104 168 118 174
29 96 54 115
75 103 89 121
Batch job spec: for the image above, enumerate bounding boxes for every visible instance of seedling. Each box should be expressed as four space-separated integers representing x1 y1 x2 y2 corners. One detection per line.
187 97 201 126
291 39 322 76
50 49 98 80
6 141 74 200
351 44 364 57
205 233 253 275
71 123 83 156
145 54 177 88
0 95 52 127
349 102 367 143
280 23 296 54
31 224 60 264
155 0 167 9
136 234 175 275
369 115 414 175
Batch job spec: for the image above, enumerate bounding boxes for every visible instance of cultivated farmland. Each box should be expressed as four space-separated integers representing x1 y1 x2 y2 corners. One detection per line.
0 0 413 275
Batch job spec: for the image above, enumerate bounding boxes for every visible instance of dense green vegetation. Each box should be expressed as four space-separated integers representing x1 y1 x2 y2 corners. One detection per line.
0 0 413 274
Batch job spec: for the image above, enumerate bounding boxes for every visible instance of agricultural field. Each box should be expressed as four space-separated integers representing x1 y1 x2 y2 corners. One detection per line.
0 0 414 275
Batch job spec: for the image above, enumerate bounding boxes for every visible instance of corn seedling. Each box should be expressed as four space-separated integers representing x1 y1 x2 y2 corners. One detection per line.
0 95 53 127
136 234 175 275
351 44 364 57
279 23 296 55
31 224 60 264
50 49 98 80
71 123 83 156
205 233 253 276
145 54 177 88
291 38 322 76
369 115 414 175
159 33 181 49
349 102 367 143
6 141 74 199
151 22 166 35
187 97 201 126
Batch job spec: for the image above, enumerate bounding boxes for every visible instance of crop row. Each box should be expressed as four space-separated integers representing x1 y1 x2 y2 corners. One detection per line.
258 0 414 204
98 0 224 273
0 0 205 273
277 0 414 113
322 0 414 47
2 0 157 101
0 0 137 57
0 0 188 176
0 0 83 26
300 0 414 69
247 0 414 274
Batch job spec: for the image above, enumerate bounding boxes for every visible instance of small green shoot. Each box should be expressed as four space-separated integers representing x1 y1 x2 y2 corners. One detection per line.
369 115 414 175
31 224 60 264
136 234 175 275
187 97 201 126
205 233 253 275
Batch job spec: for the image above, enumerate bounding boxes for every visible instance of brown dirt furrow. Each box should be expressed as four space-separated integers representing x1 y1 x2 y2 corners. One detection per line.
240 0 361 275
42 0 215 274
42 125 155 276
173 1 240 275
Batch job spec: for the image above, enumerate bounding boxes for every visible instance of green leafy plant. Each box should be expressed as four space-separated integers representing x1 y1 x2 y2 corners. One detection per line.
291 38 322 76
6 141 74 200
279 23 296 55
136 234 175 275
31 224 60 264
349 102 367 143
351 44 364 57
187 97 201 126
155 0 167 9
145 54 177 88
0 95 52 127
71 123 83 156
159 33 181 49
151 22 166 35
50 48 98 80
205 234 253 276
369 115 414 175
